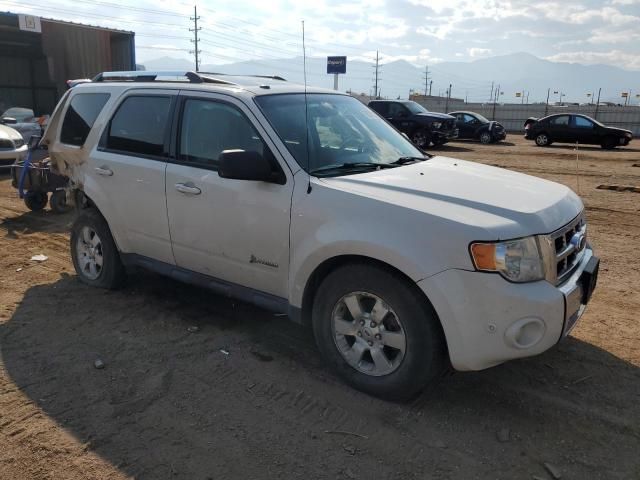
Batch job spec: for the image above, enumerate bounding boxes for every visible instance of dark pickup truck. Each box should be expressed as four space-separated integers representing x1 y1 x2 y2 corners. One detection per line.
368 100 458 149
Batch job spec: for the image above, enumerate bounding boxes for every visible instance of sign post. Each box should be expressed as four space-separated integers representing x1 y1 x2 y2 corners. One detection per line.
327 56 347 91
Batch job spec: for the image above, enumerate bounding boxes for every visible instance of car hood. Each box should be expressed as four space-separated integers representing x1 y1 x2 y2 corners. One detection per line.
414 112 455 121
0 124 23 141
320 157 583 240
606 126 633 136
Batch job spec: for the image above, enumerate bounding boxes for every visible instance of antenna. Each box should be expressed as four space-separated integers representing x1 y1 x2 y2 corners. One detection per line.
302 20 312 194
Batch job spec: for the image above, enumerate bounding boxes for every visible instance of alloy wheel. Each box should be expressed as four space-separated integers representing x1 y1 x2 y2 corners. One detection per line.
76 226 104 280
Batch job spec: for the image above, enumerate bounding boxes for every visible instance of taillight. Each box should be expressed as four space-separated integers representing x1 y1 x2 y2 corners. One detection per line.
525 123 530 130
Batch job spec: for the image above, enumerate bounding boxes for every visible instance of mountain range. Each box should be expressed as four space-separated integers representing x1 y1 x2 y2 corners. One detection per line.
141 52 640 105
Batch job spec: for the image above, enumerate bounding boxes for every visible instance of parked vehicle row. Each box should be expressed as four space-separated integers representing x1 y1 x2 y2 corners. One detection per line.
41 71 599 400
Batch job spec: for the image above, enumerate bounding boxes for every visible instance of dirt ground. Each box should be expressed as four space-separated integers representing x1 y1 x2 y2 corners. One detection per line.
0 136 639 480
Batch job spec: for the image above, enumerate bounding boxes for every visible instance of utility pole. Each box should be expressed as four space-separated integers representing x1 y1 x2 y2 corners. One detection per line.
492 83 500 120
521 89 524 105
544 88 550 116
594 87 601 119
488 81 494 103
429 80 433 96
189 6 201 71
444 83 452 113
525 91 529 104
373 50 380 99
423 65 429 96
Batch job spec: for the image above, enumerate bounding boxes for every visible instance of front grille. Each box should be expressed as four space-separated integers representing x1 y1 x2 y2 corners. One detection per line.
549 214 587 285
440 120 455 130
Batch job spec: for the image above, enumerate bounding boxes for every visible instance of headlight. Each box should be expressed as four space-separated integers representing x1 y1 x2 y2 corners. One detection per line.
470 236 544 283
432 122 442 129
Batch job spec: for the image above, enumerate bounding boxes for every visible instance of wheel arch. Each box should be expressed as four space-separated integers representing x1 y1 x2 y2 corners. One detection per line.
299 255 449 359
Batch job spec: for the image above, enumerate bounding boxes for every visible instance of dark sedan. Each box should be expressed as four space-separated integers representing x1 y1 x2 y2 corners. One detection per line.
524 114 632 149
450 111 507 144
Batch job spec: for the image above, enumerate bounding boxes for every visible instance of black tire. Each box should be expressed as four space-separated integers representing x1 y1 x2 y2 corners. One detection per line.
70 208 125 289
535 132 551 147
411 129 432 149
24 191 48 211
601 136 617 150
50 190 71 214
479 131 492 144
312 263 448 400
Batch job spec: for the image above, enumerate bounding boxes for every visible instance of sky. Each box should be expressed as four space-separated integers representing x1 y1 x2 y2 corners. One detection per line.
3 0 640 70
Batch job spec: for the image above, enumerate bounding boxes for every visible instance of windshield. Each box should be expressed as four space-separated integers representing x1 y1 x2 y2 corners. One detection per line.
404 101 428 114
255 94 424 175
2 108 35 123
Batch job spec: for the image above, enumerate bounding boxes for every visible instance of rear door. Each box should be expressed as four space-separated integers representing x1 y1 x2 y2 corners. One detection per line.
165 91 293 298
548 115 571 143
90 91 177 264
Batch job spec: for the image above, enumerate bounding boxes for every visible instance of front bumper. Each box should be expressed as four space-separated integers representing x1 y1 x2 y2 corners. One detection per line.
418 247 598 371
432 128 458 141
0 144 27 163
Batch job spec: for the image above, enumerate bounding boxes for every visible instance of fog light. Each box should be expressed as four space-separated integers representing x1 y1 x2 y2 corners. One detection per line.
504 317 546 349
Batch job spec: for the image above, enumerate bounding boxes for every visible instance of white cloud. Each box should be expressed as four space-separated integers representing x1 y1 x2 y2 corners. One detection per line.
546 49 640 69
468 47 492 57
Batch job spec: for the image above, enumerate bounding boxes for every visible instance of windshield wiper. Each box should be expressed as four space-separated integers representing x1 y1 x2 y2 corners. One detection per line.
309 162 398 176
390 155 431 165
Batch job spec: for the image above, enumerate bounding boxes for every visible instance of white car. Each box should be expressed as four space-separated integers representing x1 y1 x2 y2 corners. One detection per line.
1 107 42 142
0 123 27 164
42 71 599 399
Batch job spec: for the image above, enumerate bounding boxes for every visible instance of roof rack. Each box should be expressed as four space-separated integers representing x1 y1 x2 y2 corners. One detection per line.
91 71 287 85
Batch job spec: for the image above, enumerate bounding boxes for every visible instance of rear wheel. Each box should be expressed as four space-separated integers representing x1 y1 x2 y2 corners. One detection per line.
480 131 492 144
24 191 48 211
312 263 447 400
535 132 551 146
601 136 617 150
70 208 125 289
411 129 431 149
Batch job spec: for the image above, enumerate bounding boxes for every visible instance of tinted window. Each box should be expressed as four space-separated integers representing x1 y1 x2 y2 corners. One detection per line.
574 116 594 128
179 99 266 168
60 93 110 146
550 115 570 126
369 102 388 116
463 114 476 123
105 96 171 156
388 103 409 117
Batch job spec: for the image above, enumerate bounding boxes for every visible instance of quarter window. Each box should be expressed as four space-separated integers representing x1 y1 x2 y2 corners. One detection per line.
178 99 267 168
104 96 172 157
60 93 110 146
550 115 570 126
574 116 594 128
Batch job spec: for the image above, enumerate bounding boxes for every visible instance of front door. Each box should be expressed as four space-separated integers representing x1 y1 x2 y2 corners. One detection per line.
165 93 293 298
572 115 598 144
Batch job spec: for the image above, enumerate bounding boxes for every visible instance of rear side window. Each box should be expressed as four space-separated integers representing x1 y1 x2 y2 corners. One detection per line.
550 115 570 126
60 93 110 146
104 96 172 157
369 102 388 116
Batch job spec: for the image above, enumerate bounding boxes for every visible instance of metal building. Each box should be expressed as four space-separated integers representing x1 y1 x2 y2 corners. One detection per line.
0 11 135 115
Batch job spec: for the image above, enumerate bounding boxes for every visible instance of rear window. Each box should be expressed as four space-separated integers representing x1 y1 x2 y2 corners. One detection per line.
103 96 172 157
60 93 110 146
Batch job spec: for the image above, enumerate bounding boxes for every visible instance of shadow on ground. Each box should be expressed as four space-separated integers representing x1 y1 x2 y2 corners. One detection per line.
2 273 639 479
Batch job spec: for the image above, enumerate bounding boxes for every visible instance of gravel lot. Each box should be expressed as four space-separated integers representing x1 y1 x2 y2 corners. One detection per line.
1 136 639 479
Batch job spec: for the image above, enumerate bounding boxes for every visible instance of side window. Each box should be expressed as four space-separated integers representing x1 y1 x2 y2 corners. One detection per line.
178 99 268 168
104 96 172 157
550 115 570 126
370 102 388 116
463 114 476 123
388 103 408 117
60 93 110 146
574 116 594 128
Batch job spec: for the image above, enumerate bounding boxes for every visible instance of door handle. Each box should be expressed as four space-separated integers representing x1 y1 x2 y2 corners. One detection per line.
94 166 113 176
175 182 201 195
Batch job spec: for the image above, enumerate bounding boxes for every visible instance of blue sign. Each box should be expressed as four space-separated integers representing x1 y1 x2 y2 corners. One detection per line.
327 56 347 74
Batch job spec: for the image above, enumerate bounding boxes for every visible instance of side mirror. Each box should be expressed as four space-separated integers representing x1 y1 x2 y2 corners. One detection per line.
218 150 273 182
1 117 17 125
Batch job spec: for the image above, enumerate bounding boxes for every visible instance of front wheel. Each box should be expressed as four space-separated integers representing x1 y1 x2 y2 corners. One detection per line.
411 129 431 149
50 190 71 214
480 131 492 144
70 208 125 289
312 263 448 400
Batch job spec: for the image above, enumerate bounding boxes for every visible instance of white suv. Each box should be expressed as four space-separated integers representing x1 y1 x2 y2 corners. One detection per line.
43 71 599 399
